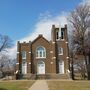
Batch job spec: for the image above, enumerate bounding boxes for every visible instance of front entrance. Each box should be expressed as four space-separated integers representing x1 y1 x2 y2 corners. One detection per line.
59 61 64 74
22 62 27 74
37 61 45 74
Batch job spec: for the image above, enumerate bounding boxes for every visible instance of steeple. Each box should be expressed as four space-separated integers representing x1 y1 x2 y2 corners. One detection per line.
51 25 59 42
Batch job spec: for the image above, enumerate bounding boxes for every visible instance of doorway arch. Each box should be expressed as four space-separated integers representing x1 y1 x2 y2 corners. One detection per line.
37 61 45 74
59 60 64 74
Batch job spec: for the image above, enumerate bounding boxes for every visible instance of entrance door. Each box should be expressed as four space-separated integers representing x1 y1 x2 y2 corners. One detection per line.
22 62 27 74
59 61 64 74
37 61 45 74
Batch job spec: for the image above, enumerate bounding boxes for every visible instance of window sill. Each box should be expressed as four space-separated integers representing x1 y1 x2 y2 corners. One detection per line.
36 57 46 59
56 39 60 41
59 54 63 55
60 39 65 41
22 58 26 59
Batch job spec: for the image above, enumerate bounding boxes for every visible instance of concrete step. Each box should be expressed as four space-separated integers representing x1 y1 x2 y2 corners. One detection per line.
35 75 46 80
34 74 69 80
47 74 69 79
22 73 69 80
22 73 31 79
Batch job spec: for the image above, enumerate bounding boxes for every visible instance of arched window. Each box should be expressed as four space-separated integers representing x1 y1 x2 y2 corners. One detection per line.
61 31 64 39
36 47 46 58
22 51 26 59
22 51 26 63
58 47 63 55
59 60 64 74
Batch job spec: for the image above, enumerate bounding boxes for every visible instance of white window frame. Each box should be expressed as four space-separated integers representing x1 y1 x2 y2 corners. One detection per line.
58 47 63 55
37 61 45 74
22 51 26 59
22 62 27 74
36 46 46 58
59 60 64 74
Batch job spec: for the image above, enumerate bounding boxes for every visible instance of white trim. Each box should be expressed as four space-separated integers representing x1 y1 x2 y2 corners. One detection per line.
15 70 18 74
50 62 53 64
59 54 63 55
50 51 53 53
60 39 65 41
65 41 68 43
36 57 46 59
66 57 69 59
52 42 55 44
29 62 31 64
29 52 31 54
17 52 19 54
52 57 56 59
16 63 19 65
56 39 60 41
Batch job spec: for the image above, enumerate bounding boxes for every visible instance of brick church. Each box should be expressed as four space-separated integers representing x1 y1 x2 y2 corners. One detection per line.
16 25 69 78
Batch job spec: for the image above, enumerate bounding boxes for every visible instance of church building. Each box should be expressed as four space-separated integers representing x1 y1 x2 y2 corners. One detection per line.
16 25 69 79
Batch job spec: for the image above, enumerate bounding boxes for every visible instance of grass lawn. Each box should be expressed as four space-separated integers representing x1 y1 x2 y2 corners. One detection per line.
47 80 90 90
0 80 35 90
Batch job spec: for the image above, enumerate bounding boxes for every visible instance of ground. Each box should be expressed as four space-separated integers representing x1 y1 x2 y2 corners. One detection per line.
47 80 90 90
0 80 90 90
0 80 35 90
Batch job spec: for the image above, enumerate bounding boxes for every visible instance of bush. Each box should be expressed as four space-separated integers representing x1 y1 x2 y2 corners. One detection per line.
16 72 23 80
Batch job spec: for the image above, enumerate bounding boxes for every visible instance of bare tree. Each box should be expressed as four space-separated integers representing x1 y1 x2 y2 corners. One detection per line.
0 34 12 52
0 34 14 78
68 4 90 79
0 53 16 78
73 56 86 80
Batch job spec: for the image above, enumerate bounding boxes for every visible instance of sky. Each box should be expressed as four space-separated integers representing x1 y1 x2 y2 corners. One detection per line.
0 0 89 58
0 0 82 41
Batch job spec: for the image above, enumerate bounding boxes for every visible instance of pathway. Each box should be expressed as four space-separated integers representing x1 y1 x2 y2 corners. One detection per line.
28 80 49 90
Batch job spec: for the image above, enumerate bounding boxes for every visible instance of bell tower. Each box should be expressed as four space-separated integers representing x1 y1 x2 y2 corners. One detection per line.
60 25 67 41
51 25 59 42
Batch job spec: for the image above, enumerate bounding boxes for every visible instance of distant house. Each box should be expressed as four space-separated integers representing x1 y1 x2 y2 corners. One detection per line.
16 25 69 79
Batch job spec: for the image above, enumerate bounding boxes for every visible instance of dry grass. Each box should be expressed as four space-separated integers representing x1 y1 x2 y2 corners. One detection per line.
47 80 90 90
0 80 35 90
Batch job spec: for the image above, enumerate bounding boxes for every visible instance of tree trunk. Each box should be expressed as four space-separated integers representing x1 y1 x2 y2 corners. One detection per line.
71 57 74 80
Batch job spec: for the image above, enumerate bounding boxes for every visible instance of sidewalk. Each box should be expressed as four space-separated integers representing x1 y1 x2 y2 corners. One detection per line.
28 80 49 90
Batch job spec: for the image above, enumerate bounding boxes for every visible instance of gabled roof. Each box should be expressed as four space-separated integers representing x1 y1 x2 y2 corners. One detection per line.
31 34 50 44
